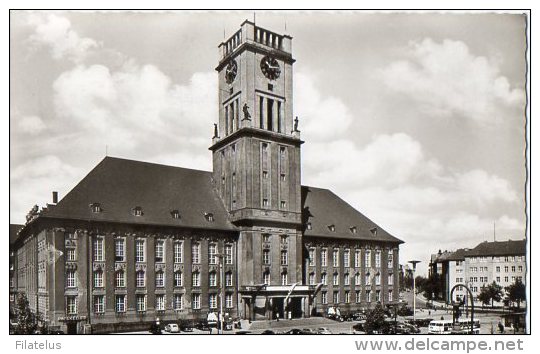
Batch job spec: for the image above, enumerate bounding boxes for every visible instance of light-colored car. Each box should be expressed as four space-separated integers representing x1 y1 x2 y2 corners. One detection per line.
164 323 180 333
317 327 332 334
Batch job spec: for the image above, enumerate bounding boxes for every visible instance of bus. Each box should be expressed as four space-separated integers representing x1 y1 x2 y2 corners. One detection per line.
428 320 454 334
452 319 480 334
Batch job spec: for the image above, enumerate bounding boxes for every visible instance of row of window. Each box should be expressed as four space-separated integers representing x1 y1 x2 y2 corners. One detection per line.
308 272 394 286
468 256 525 262
66 293 235 315
308 248 394 268
468 275 523 285
91 238 233 265
89 204 211 221
319 289 394 304
66 269 234 289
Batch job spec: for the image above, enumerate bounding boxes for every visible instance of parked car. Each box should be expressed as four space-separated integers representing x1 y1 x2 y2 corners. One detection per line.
394 324 412 334
301 328 316 334
317 327 332 334
235 330 252 334
404 322 420 334
179 324 193 332
164 323 180 333
284 328 303 334
327 313 344 322
195 321 210 332
260 329 275 334
352 322 365 333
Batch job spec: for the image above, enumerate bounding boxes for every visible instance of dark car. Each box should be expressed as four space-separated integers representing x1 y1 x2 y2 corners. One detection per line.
180 324 194 332
235 330 252 334
260 329 275 334
328 314 344 322
149 323 162 334
352 322 364 333
284 328 303 334
195 321 210 331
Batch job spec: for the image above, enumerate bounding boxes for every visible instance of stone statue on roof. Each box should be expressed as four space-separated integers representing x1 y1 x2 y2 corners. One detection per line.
242 103 251 121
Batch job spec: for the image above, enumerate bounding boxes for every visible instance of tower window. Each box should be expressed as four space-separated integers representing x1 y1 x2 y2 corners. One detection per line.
90 202 102 213
277 101 282 133
280 201 286 209
259 96 264 129
171 210 181 219
268 83 273 91
262 171 268 179
280 173 286 181
262 199 269 208
267 98 274 131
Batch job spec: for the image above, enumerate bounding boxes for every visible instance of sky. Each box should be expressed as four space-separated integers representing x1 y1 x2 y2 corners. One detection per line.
9 11 528 275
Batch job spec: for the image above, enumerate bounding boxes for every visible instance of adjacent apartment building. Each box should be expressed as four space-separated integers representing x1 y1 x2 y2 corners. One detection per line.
10 21 403 334
430 239 526 306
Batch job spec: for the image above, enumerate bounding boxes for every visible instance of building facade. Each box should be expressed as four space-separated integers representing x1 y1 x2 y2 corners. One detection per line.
11 21 403 334
430 240 526 306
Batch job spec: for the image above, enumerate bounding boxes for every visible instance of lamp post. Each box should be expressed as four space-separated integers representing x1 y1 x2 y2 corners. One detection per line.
408 260 421 322
216 253 225 334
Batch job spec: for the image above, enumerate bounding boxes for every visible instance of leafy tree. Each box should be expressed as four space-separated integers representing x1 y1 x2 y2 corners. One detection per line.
15 293 38 334
364 303 388 334
478 281 504 308
505 279 526 309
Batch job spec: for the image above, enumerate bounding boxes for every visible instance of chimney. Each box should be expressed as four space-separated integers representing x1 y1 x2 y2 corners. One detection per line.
52 191 58 204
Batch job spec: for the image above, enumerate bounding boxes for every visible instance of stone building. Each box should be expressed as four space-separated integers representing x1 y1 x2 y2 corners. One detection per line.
10 20 403 334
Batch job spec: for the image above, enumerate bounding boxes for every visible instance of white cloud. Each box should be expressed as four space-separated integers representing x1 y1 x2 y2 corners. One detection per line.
456 169 518 204
294 72 353 140
380 38 525 124
27 13 99 62
14 114 47 135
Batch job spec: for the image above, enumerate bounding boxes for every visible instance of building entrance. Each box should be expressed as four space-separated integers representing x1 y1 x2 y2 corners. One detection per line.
66 321 77 334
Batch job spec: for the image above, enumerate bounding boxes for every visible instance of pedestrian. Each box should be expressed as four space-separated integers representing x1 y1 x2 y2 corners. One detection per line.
498 322 504 334
276 312 280 322
428 310 431 316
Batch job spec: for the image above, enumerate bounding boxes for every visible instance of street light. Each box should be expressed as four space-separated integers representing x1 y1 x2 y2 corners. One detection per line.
216 253 225 334
408 260 421 322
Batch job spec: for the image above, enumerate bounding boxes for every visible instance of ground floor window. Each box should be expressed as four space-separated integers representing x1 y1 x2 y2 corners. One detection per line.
173 294 183 310
136 294 147 312
192 293 201 309
344 291 350 303
366 290 371 302
116 295 126 313
321 291 327 304
156 295 165 311
209 294 217 309
375 290 381 302
355 290 361 303
93 295 105 314
333 291 339 304
225 293 233 308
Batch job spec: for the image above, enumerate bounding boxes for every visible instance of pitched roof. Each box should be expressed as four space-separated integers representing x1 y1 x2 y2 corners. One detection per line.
40 157 235 231
445 248 471 261
10 224 24 245
301 186 403 244
28 157 402 244
465 239 526 257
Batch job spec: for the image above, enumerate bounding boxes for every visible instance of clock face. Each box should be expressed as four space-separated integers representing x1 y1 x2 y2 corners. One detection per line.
225 60 238 84
260 56 281 80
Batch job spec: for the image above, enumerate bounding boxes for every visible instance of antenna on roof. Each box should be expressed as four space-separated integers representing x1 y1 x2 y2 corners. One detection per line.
253 12 256 25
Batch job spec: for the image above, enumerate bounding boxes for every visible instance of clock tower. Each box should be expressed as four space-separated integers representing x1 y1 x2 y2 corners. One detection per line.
210 20 304 317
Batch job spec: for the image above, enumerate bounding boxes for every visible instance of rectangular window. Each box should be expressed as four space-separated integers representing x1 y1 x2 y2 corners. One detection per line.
344 249 350 268
174 272 183 287
333 249 339 267
355 250 361 268
376 290 381 302
322 291 328 304
281 250 288 265
66 296 77 315
263 272 271 285
209 272 217 287
208 244 218 265
321 273 327 285
135 240 145 263
192 272 200 287
93 238 104 262
512 266 516 272
388 274 393 285
388 251 394 268
173 294 183 310
333 291 339 304
192 243 200 264
156 295 165 311
366 290 371 302
389 290 393 301
115 238 125 262
225 272 233 287
375 250 381 268
344 273 350 286
356 291 361 303
116 295 126 313
365 274 370 286
209 294 217 309
225 244 233 265
225 293 233 308
321 249 328 267
155 272 164 288
263 249 270 265
355 273 361 285
281 273 288 285
174 242 183 263
262 198 269 208
345 291 350 304
67 248 76 261
66 270 76 288
192 294 201 309
365 250 371 268
518 265 523 272
93 271 103 288
116 271 126 288
280 201 286 209
333 273 339 286
136 271 145 287
309 273 315 285
155 240 165 263
93 295 104 314
308 248 315 266
137 294 147 312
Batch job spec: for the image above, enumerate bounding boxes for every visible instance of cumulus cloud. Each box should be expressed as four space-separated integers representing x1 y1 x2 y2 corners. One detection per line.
26 13 99 62
380 38 525 124
295 72 353 140
12 113 47 135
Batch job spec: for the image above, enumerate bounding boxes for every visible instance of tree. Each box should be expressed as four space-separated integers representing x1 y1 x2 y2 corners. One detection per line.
478 281 504 308
505 279 526 309
363 303 388 334
15 293 38 334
